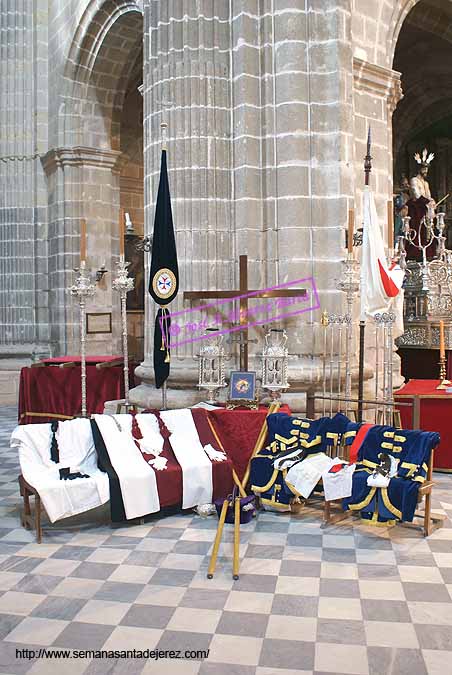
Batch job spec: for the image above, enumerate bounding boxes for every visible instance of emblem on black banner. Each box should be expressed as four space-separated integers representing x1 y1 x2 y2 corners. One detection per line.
152 268 177 300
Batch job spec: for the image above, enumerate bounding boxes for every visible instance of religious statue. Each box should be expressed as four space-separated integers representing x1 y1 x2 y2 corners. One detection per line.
405 149 436 259
394 174 410 239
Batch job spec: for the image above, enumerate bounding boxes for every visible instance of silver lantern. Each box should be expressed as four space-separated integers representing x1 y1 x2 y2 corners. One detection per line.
198 328 226 403
262 328 290 399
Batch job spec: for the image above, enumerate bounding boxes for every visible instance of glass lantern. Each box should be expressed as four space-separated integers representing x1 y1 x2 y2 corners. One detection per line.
198 328 226 403
261 328 290 399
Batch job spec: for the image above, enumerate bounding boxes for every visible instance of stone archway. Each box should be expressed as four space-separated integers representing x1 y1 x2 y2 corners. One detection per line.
392 0 452 228
41 1 143 356
391 0 452 379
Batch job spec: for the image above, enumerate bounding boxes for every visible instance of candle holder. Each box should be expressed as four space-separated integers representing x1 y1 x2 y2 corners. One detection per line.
436 355 451 389
69 261 96 417
112 256 134 410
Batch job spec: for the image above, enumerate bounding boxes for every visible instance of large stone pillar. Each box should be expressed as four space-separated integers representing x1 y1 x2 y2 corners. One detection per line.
259 0 355 394
0 0 50 402
132 0 360 410
132 0 233 407
0 0 50 357
353 57 404 395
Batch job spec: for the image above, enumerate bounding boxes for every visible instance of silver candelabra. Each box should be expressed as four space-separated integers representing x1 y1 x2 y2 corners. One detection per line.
112 255 134 410
399 211 446 291
69 261 96 417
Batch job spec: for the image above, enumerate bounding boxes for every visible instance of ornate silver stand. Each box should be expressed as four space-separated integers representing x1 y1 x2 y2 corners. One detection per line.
374 311 396 424
69 261 95 417
399 211 447 293
112 255 134 410
337 253 360 416
397 211 452 375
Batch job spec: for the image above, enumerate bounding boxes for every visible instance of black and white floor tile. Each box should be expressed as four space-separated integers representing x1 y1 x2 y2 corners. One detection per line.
0 406 451 674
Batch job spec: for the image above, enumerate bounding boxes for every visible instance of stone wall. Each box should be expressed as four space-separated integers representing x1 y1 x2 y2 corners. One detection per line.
0 0 444 408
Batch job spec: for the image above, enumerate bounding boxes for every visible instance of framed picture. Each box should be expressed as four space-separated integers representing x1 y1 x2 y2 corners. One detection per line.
229 371 256 401
125 235 144 312
86 312 112 334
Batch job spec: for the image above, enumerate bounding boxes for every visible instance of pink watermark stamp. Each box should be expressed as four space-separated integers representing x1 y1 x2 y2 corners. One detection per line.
160 276 320 348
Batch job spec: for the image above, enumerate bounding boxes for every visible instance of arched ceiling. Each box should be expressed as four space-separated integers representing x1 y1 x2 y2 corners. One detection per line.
393 0 452 166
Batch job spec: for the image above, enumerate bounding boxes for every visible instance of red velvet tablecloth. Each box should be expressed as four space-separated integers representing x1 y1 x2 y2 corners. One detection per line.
19 358 135 424
208 404 291 482
40 356 124 365
395 379 452 471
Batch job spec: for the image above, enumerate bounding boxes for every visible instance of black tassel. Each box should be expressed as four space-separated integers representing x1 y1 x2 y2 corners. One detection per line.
50 421 60 463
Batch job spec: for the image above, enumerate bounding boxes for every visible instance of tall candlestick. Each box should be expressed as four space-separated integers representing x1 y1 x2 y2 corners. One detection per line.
80 219 87 263
119 208 125 258
387 200 394 250
347 209 355 254
440 320 445 359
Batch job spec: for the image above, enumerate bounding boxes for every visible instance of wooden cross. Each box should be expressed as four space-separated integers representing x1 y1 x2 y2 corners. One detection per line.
183 255 307 370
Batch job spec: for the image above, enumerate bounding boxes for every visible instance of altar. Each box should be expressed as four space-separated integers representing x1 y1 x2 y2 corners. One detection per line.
18 356 136 424
395 379 452 471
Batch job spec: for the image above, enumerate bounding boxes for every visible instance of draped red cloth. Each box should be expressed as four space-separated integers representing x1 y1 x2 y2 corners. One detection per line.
18 358 136 424
131 409 234 507
207 404 291 482
395 379 452 470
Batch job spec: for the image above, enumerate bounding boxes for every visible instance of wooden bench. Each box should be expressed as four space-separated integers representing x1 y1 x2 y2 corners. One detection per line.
18 474 43 544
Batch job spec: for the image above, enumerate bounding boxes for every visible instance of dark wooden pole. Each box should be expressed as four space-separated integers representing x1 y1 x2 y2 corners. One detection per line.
358 128 372 422
239 255 248 371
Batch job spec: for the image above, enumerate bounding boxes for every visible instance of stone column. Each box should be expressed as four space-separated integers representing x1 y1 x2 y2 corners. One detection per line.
0 0 50 358
132 0 233 407
260 0 355 400
41 146 124 356
353 57 404 398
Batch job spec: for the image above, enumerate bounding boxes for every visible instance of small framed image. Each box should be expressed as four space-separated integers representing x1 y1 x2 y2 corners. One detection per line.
86 312 112 334
229 371 256 401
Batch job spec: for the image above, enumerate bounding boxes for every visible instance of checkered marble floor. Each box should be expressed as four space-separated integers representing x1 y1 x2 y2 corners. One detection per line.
1 407 452 674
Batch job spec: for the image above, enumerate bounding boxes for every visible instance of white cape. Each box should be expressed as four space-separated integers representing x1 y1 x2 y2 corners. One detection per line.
93 414 160 520
160 409 213 509
11 419 109 523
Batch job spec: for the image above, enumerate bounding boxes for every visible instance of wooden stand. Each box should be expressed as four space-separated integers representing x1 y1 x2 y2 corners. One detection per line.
206 401 281 579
